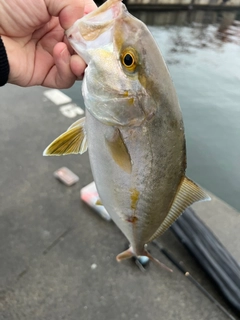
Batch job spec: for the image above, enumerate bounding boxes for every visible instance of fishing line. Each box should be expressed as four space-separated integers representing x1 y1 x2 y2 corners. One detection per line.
152 241 236 320
170 207 240 316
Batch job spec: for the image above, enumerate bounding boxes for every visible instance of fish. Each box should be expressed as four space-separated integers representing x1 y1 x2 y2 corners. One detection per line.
43 0 210 269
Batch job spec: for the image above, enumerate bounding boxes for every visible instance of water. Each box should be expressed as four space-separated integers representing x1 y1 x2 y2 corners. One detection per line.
63 10 240 211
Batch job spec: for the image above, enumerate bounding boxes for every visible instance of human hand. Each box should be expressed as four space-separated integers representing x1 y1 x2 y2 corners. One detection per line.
0 0 97 88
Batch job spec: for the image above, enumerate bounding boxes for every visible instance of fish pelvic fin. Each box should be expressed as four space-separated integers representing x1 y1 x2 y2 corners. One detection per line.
148 176 211 242
43 117 87 156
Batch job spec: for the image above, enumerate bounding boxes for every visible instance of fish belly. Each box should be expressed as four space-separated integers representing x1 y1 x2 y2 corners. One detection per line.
85 109 185 254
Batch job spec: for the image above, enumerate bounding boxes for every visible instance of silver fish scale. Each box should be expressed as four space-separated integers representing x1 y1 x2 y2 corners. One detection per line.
86 103 185 254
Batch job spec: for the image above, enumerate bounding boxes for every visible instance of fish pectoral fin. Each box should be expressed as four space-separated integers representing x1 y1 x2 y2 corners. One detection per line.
67 118 85 130
105 128 132 174
148 176 211 242
43 117 87 156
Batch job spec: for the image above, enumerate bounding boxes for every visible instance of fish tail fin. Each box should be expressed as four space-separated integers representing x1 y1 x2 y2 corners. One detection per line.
116 247 173 272
116 247 134 262
144 249 173 273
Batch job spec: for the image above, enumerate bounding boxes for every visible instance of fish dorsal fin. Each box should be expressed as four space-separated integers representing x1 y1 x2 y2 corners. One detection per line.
148 177 210 242
43 117 87 156
105 128 132 174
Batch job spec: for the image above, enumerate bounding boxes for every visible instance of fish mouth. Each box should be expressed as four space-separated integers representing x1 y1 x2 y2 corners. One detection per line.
66 0 123 55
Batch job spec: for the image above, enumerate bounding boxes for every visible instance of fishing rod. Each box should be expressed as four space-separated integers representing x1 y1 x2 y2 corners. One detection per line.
80 181 239 319
152 241 236 320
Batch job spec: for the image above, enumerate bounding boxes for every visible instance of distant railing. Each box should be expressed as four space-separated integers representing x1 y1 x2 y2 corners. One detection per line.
126 0 240 5
95 0 240 8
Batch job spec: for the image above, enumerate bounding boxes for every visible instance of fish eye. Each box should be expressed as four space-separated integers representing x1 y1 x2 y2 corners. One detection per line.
123 53 134 67
120 48 138 72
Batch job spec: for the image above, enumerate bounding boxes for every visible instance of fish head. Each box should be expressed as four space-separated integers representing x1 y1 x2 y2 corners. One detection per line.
66 0 163 127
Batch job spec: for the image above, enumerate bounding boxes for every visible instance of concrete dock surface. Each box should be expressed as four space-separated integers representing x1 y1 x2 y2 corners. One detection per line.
0 84 239 320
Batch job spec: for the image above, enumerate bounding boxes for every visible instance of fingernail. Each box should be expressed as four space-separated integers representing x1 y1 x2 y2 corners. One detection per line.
61 48 70 64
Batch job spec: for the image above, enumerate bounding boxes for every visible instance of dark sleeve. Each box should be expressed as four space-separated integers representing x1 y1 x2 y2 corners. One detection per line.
0 36 10 86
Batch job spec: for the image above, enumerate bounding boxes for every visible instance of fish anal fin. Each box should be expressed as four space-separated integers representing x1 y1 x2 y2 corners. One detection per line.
105 128 132 174
43 117 87 156
148 176 211 242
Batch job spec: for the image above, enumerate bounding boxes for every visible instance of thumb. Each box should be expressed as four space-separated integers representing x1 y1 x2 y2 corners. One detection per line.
45 0 84 29
84 0 98 14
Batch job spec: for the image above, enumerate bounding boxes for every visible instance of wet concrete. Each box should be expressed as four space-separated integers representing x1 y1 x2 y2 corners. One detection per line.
0 84 239 320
